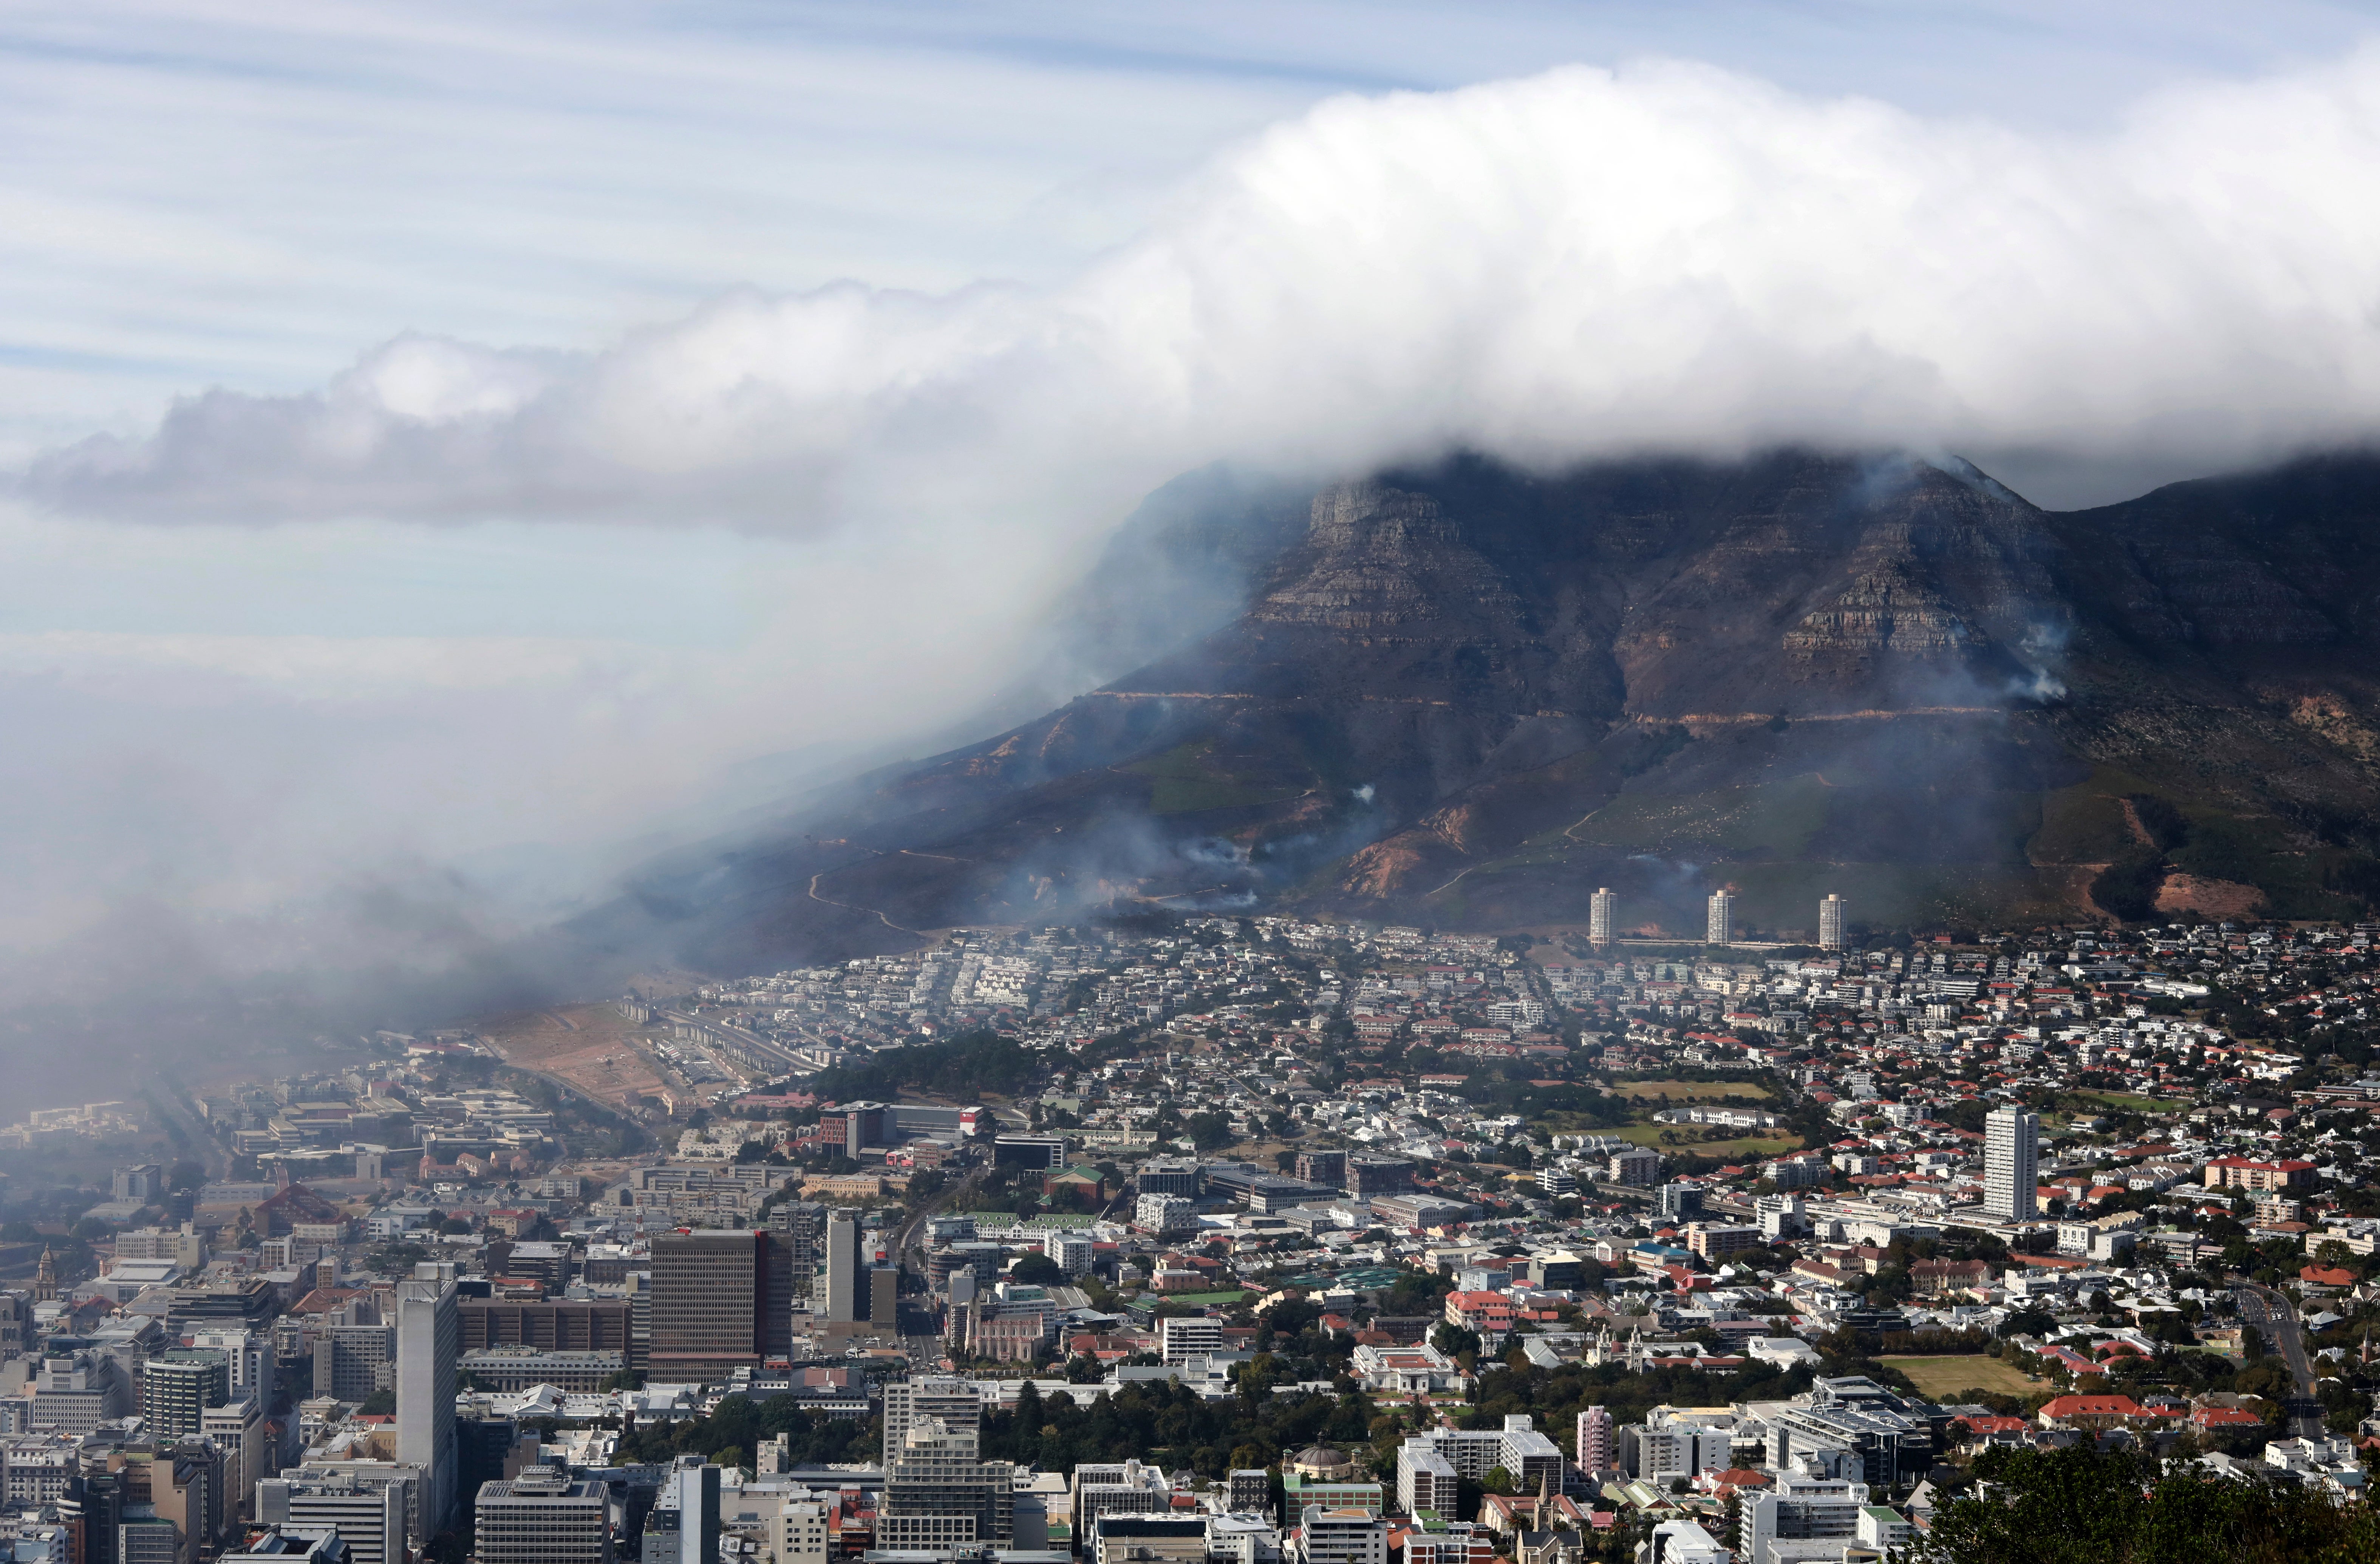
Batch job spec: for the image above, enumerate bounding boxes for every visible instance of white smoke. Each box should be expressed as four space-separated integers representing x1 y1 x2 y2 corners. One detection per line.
28 52 2380 525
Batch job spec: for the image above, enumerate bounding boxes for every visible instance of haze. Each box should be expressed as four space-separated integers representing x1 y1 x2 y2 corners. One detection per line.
9 0 2380 1108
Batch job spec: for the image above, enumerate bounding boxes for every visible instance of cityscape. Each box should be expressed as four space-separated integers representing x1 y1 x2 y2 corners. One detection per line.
0 898 2365 1559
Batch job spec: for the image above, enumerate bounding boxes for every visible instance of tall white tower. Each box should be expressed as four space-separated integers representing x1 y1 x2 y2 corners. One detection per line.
1589 887 1616 944
1705 890 1734 946
1818 893 1846 950
1984 1106 2040 1222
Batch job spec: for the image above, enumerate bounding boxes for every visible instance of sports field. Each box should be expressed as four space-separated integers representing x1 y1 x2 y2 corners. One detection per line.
1613 1079 1775 1101
1881 1355 2044 1399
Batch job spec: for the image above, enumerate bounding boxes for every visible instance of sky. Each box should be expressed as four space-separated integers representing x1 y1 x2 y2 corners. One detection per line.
10 0 2380 1051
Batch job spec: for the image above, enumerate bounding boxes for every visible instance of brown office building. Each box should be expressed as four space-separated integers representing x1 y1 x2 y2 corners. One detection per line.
648 1230 793 1380
461 1298 633 1354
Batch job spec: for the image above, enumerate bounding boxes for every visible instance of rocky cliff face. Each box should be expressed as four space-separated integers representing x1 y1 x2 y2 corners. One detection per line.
593 448 2380 969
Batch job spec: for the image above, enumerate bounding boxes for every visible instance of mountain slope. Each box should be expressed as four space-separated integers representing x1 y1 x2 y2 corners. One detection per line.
591 448 2380 968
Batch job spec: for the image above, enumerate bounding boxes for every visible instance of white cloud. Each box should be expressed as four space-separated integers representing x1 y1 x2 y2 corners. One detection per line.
31 51 2380 531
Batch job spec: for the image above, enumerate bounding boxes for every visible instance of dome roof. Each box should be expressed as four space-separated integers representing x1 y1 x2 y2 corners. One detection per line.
1290 1445 1351 1470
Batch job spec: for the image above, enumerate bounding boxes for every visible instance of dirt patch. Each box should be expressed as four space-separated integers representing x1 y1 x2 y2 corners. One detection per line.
2156 874 2265 920
479 1005 670 1115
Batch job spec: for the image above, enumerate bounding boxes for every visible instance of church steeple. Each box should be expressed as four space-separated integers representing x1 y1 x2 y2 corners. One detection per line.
32 1246 56 1303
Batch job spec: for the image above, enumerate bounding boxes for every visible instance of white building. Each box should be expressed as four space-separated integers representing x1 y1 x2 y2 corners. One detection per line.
1818 895 1846 950
1296 1508 1386 1564
1706 892 1734 947
1589 889 1616 944
1984 1107 2040 1222
1159 1315 1224 1367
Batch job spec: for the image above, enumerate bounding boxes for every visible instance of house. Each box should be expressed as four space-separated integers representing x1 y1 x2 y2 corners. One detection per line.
2038 1395 2146 1430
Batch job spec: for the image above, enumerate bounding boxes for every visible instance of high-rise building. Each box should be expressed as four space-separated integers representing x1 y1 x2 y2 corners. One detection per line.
474 1465 612 1564
1588 888 1616 944
395 1273 458 1535
141 1348 229 1439
771 1200 828 1308
1576 1406 1615 1474
1818 894 1846 950
650 1230 792 1379
877 1378 1012 1549
641 1455 719 1564
1705 890 1733 946
821 1213 862 1324
257 1473 413 1564
1984 1107 2040 1222
203 1395 269 1525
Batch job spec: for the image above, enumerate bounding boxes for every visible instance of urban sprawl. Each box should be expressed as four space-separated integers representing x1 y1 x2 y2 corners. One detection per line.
2 899 2378 1562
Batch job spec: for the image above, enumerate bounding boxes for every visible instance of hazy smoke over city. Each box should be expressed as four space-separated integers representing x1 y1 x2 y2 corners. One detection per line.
14 48 2380 1097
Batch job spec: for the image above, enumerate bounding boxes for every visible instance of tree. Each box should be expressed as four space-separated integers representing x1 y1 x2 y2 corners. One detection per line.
1480 1466 1517 1496
1010 1253 1067 1287
1920 1445 2378 1562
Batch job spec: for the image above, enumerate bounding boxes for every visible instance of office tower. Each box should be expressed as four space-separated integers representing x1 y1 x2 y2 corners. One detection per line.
203 1396 268 1525
1818 893 1846 950
1706 890 1734 946
474 1466 612 1564
257 1474 413 1564
142 1348 229 1439
1588 888 1616 944
771 1200 828 1307
650 1230 792 1379
1228 1470 1271 1517
884 1377 983 1457
822 1212 861 1324
640 1454 719 1564
395 1273 458 1535
1042 1230 1094 1279
113 1165 161 1204
1984 1107 2041 1222
869 1266 899 1327
1576 1407 1614 1474
313 1323 395 1401
1656 1184 1703 1223
878 1380 1013 1549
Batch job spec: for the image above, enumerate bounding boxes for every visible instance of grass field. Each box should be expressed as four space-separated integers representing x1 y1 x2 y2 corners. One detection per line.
2061 1090 2176 1115
1614 1080 1775 1101
1882 1355 2046 1399
1612 1122 1801 1160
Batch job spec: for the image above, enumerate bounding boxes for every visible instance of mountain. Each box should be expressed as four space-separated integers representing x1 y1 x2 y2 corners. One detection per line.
583 447 2380 968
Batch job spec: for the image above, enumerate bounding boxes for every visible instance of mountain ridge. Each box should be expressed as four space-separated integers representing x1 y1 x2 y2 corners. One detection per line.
577 446 2380 973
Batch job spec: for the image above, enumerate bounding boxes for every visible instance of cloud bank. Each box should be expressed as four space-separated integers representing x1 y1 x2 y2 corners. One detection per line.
28 52 2380 528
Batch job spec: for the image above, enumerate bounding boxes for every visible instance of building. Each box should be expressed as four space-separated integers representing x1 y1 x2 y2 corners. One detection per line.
1344 1157 1413 1198
1705 891 1733 947
223 1528 349 1560
821 1210 862 1323
257 1473 412 1564
1588 889 1616 944
142 1348 229 1439
1296 1507 1387 1564
1042 1230 1095 1279
1072 1462 1171 1549
1228 1470 1272 1518
1159 1315 1224 1366
1395 1419 1563 1515
458 1348 624 1392
877 1383 1013 1550
650 1230 793 1378
204 1395 270 1525
993 1135 1067 1171
395 1273 458 1534
1608 1148 1662 1187
314 1324 395 1403
1737 1475 1871 1564
2203 1157 2317 1192
1684 1223 1762 1261
643 1454 720 1564
1818 894 1846 950
474 1465 612 1564
1575 1407 1614 1475
1135 1161 1200 1197
1093 1515 1208 1564
1657 1183 1704 1222
1294 1151 1347 1188
1135 1195 1195 1236
114 1164 162 1204
1983 1107 2041 1222
458 1299 631 1354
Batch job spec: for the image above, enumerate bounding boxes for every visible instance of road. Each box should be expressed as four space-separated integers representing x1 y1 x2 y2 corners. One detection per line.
2235 1279 2327 1439
147 1082 229 1181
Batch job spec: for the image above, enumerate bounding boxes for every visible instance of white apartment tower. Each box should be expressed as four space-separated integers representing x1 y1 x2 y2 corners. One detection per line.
1705 890 1733 946
1984 1107 2040 1222
1817 893 1846 950
1588 888 1617 944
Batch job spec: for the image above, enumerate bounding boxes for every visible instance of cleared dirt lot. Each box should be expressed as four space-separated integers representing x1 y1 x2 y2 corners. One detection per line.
479 1005 671 1114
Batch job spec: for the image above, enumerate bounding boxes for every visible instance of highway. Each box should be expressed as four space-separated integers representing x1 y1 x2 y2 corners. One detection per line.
2235 1279 2328 1439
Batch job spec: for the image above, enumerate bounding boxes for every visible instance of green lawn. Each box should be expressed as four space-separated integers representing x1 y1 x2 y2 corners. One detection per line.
1613 1122 1801 1160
